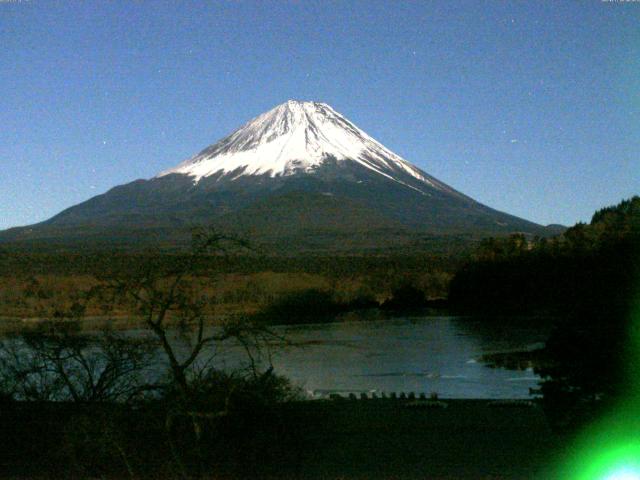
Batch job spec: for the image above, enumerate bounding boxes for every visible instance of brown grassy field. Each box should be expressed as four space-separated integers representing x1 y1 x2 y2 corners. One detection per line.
0 269 451 332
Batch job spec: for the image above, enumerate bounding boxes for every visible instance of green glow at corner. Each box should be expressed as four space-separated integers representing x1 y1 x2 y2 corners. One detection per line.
552 287 640 480
584 444 640 480
560 441 640 480
604 467 640 480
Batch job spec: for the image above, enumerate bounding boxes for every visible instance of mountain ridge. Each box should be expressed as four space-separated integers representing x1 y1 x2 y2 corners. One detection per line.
0 100 556 252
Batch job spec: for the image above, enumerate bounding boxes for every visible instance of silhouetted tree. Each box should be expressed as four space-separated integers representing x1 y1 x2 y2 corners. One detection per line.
0 321 155 403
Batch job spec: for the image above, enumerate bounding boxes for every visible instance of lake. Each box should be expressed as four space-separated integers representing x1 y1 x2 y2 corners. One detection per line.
2 316 550 400
207 316 550 399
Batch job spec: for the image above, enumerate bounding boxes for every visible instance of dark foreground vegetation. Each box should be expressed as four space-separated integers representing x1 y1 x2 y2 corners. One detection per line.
0 397 556 479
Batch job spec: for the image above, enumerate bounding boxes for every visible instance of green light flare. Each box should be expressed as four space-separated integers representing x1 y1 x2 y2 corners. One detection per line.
551 287 640 479
603 467 640 480
578 444 640 480
555 424 640 480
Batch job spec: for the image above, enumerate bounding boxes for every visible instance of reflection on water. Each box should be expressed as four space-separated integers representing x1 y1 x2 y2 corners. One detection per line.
204 316 551 399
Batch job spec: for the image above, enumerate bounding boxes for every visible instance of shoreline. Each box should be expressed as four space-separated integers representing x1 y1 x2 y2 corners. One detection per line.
0 309 558 334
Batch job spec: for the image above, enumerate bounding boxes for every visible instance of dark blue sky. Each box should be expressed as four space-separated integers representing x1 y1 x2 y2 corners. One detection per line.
1 1 638 229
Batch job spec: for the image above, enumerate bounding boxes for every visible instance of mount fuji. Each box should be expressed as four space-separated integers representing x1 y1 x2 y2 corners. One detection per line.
1 100 554 251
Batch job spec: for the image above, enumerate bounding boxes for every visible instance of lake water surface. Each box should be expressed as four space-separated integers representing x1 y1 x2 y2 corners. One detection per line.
209 316 550 399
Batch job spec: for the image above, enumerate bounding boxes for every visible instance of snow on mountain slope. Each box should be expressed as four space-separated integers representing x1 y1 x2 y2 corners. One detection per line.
158 100 451 195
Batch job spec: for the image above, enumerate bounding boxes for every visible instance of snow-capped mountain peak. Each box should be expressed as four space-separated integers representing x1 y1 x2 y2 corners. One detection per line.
158 100 447 193
2 100 548 248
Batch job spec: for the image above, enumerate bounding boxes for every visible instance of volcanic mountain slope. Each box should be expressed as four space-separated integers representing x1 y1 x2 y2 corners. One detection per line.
1 100 552 251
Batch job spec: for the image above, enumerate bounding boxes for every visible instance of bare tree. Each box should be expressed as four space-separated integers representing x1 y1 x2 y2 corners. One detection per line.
99 228 298 477
0 321 155 403
105 228 262 395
